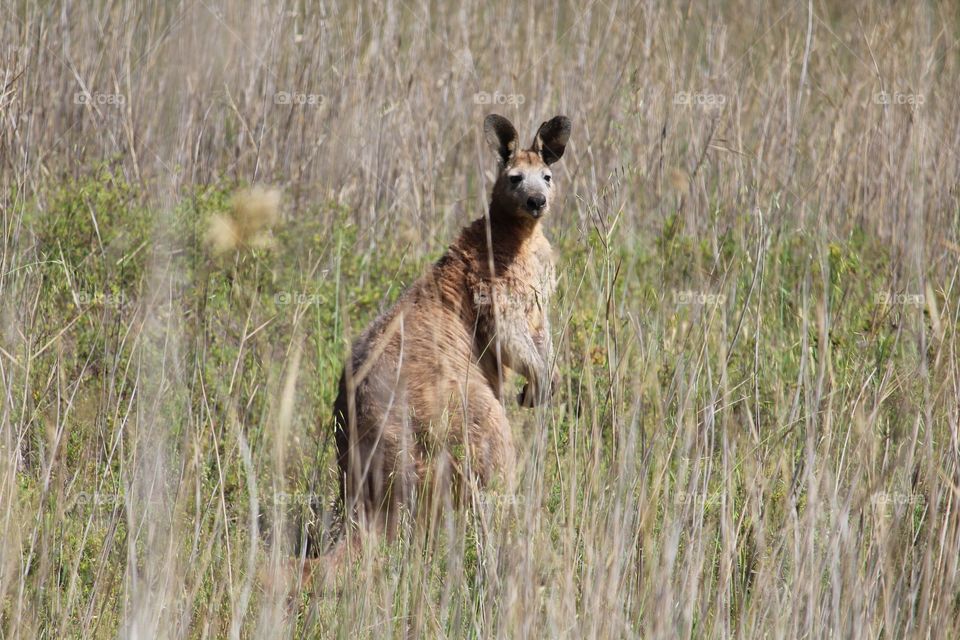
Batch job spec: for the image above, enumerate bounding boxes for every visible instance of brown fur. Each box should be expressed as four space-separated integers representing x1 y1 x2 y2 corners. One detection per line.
330 114 571 539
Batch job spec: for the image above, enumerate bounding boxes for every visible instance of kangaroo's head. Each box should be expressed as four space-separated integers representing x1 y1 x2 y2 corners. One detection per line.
484 114 571 223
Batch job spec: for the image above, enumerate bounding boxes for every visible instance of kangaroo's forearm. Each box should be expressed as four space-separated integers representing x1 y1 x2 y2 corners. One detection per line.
494 320 548 386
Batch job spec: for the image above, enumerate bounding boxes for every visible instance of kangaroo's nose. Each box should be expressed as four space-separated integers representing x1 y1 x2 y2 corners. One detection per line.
526 194 546 211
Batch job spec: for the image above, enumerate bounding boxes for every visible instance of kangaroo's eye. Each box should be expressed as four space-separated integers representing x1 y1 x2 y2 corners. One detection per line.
544 174 552 183
509 174 523 185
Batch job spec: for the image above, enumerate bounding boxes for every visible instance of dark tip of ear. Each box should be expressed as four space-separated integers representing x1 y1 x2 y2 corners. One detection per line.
547 115 572 136
483 114 513 131
533 115 572 165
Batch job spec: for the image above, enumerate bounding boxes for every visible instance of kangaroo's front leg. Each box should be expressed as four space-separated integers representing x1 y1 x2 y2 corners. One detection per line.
484 287 553 407
517 308 556 408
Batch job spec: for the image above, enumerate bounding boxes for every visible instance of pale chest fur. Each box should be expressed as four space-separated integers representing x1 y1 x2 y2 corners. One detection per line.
501 230 556 333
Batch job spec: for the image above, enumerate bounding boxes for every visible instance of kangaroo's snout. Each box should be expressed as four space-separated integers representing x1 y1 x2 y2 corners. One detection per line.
526 194 546 215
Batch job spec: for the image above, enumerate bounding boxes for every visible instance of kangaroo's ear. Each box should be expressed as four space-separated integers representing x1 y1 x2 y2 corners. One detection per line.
484 114 519 165
531 115 571 165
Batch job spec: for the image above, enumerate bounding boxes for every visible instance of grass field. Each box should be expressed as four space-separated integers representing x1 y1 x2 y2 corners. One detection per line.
3 1 960 637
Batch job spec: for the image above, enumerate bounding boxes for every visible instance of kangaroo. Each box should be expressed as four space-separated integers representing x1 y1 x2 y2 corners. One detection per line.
331 113 571 539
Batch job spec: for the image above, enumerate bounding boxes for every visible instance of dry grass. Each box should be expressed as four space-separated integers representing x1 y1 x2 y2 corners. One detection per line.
2 0 960 637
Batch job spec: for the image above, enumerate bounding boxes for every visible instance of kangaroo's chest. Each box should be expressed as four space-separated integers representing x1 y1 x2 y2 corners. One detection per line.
501 235 556 328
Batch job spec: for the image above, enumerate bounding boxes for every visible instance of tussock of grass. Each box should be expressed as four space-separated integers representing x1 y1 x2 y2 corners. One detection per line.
205 187 281 255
